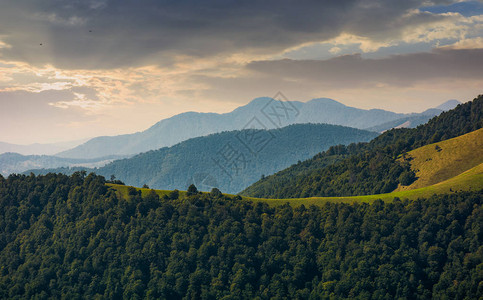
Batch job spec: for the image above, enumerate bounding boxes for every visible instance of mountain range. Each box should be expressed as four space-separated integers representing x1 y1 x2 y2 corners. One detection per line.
56 97 460 159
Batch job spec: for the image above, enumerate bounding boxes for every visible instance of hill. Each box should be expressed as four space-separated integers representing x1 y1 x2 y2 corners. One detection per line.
395 128 483 191
248 130 483 207
30 124 378 194
241 95 482 198
0 172 481 299
57 97 446 159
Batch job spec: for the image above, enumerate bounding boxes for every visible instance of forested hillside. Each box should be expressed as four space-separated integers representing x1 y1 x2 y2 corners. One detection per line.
242 95 483 198
28 124 378 194
0 173 482 299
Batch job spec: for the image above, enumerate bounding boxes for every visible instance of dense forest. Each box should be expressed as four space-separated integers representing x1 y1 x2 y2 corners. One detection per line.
27 124 377 194
242 95 483 198
0 173 482 299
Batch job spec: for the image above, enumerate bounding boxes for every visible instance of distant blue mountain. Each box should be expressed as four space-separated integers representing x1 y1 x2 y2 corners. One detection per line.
435 99 462 111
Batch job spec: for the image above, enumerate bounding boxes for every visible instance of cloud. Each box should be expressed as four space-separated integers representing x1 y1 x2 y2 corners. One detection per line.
0 58 241 143
0 60 175 113
278 9 483 60
246 48 483 87
0 0 461 69
441 36 483 48
329 47 342 54
421 1 483 17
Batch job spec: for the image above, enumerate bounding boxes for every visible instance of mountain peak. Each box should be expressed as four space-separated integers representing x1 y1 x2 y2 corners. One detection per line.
436 99 461 111
307 98 346 107
251 96 273 102
246 97 274 106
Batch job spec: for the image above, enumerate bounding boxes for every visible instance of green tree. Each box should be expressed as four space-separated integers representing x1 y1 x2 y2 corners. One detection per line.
187 184 198 196
210 188 222 198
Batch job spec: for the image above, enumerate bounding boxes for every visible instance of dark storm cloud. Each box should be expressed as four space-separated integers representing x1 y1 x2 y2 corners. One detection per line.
0 0 455 69
245 48 483 87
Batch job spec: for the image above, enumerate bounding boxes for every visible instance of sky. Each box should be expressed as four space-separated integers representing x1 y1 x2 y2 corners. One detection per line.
0 0 482 144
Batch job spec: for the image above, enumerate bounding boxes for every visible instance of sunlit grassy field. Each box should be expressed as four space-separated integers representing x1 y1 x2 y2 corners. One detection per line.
396 128 483 191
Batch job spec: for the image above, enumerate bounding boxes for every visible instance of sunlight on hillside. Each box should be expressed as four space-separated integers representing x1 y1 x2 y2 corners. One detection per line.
396 128 483 191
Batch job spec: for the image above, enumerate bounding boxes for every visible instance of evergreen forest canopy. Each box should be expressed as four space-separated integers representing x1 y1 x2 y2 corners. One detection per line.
242 95 483 198
0 172 482 299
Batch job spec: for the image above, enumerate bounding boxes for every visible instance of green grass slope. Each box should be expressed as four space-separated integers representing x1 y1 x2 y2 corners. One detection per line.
396 127 483 191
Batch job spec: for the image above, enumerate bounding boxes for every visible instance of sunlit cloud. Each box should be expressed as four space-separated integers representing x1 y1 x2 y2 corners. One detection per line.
401 12 482 44
0 39 11 50
48 92 103 111
280 10 483 60
441 36 483 49
329 47 342 54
